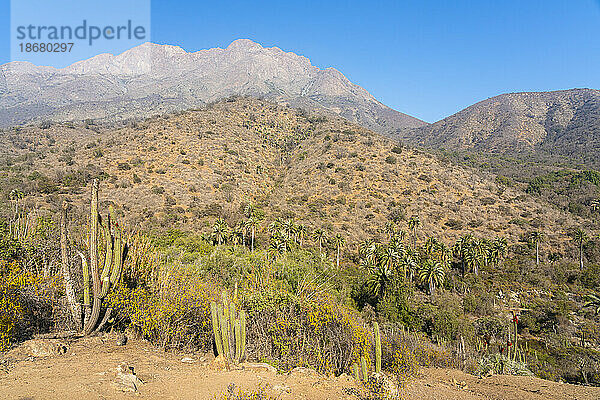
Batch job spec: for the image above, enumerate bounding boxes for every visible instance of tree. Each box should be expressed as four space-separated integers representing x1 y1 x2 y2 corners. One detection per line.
245 216 260 251
367 264 392 299
268 235 287 260
211 218 229 246
281 219 296 243
359 239 378 264
464 238 487 276
453 234 473 276
231 223 244 245
402 247 419 281
380 245 400 274
384 221 397 241
268 218 283 237
9 189 24 217
528 231 544 266
488 237 507 267
296 224 308 247
333 233 345 268
571 228 589 270
407 216 421 249
418 259 445 296
312 229 327 255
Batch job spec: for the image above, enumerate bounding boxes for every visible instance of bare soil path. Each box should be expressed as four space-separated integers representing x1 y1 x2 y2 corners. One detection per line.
1 336 598 400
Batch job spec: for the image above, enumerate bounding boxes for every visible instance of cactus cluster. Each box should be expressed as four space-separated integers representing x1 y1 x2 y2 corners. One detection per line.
78 179 127 335
210 291 246 364
353 322 382 381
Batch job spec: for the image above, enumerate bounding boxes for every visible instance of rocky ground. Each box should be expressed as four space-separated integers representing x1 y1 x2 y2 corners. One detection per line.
1 335 599 400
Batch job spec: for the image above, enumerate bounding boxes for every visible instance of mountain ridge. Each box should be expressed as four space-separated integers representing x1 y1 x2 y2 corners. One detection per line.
398 88 600 167
0 39 426 134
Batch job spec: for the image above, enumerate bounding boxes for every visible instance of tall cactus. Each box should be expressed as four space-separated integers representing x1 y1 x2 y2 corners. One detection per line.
353 323 383 382
79 179 127 335
210 291 247 365
360 356 368 381
373 322 382 374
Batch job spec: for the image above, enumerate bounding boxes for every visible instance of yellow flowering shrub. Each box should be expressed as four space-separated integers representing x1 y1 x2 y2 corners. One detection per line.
108 269 217 350
245 289 372 375
0 260 56 351
389 343 419 388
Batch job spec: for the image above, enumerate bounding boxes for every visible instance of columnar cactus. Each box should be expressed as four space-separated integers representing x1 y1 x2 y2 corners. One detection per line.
78 179 127 335
374 322 382 374
352 363 360 381
210 291 247 365
353 323 383 382
360 356 368 382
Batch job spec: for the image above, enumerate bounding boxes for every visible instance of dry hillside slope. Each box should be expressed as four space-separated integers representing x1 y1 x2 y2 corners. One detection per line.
399 89 600 168
0 97 587 249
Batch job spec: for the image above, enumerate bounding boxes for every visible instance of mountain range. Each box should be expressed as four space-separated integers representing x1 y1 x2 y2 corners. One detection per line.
0 39 424 134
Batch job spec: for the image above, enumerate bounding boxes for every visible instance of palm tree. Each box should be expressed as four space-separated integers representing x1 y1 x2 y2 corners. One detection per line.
418 259 445 296
438 242 451 269
245 216 260 251
333 233 345 268
571 227 589 270
312 229 327 255
583 294 600 315
380 245 400 274
268 218 283 236
453 234 473 276
408 216 421 249
464 238 486 276
367 264 392 299
488 237 508 267
389 236 406 260
403 247 419 281
9 189 24 216
296 224 308 247
359 239 377 261
528 231 544 266
211 218 229 246
244 202 256 218
231 223 244 246
281 219 296 243
268 235 287 260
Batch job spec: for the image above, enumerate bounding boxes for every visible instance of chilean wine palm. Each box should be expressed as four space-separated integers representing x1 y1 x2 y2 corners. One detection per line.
333 233 345 268
571 228 589 270
418 259 445 296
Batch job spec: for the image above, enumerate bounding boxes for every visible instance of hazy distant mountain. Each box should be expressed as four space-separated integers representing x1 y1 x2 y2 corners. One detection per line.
398 89 600 166
0 39 425 133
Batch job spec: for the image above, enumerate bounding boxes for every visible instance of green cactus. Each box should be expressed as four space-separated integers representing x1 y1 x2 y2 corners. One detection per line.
374 322 382 374
239 310 246 361
352 363 360 381
210 302 223 356
210 291 247 365
234 319 242 363
360 356 368 381
80 179 127 335
218 306 230 360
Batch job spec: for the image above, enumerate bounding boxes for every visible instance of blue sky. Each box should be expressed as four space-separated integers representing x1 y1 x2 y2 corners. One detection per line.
1 0 599 122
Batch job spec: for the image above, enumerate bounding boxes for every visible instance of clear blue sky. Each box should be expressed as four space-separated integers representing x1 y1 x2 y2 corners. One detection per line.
1 0 599 122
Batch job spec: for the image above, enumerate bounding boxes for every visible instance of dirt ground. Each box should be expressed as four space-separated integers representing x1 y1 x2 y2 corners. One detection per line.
1 336 599 400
